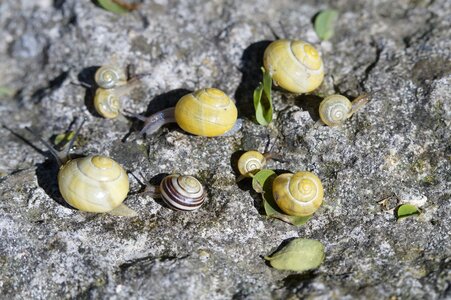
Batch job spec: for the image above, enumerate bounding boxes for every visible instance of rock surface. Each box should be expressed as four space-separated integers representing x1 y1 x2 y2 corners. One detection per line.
0 0 450 299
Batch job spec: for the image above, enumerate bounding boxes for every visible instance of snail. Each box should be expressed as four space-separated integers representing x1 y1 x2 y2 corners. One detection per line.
131 88 239 137
94 65 127 89
263 39 324 94
26 120 135 216
272 171 323 216
319 94 370 126
94 82 139 119
237 150 267 178
136 173 206 211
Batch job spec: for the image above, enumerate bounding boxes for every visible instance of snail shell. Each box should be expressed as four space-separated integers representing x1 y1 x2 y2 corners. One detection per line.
94 88 121 119
272 171 323 216
263 39 324 94
95 65 127 89
160 174 206 211
237 151 266 177
175 88 238 137
319 94 352 126
58 155 129 212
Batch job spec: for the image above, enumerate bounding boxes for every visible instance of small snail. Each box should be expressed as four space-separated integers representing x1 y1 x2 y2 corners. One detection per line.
237 150 267 178
139 173 206 211
132 88 239 137
26 120 135 216
272 171 323 216
263 39 324 94
319 94 370 126
95 65 127 89
94 82 139 119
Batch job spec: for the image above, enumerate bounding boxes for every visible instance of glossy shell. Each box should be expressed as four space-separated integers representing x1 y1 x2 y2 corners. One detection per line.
272 171 323 216
238 151 266 177
94 88 121 119
160 174 205 211
174 88 238 137
57 156 129 212
263 39 324 94
319 94 352 126
95 65 127 89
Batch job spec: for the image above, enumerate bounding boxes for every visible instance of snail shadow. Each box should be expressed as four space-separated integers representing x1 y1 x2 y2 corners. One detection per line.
136 172 175 210
295 94 322 122
122 88 192 142
234 40 272 120
77 66 103 118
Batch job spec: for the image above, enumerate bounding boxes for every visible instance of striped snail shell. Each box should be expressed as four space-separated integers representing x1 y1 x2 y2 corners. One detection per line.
95 65 127 89
160 174 206 211
319 94 352 126
272 171 323 216
94 88 121 119
58 155 129 213
263 39 324 94
237 151 267 177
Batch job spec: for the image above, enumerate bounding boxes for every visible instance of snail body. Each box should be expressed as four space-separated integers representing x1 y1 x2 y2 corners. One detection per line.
237 151 267 177
263 39 324 94
272 171 323 216
159 174 206 211
319 94 370 126
58 155 129 212
95 65 127 89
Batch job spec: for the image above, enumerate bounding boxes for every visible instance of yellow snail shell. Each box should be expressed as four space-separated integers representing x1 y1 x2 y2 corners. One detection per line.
95 65 127 89
237 151 267 177
263 39 324 94
94 88 121 119
58 155 129 212
272 171 323 216
319 94 352 126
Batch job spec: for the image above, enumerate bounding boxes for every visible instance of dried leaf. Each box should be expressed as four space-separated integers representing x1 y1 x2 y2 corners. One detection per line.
265 238 325 272
253 67 273 125
396 204 420 220
314 9 339 41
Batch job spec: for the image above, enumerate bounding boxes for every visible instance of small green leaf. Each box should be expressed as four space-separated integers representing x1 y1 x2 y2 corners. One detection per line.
314 9 339 41
396 204 420 220
0 87 15 97
265 238 325 272
253 67 273 125
251 169 276 194
96 0 130 14
54 131 75 148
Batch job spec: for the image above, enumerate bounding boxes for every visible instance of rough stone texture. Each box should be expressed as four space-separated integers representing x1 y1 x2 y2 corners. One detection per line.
0 0 450 299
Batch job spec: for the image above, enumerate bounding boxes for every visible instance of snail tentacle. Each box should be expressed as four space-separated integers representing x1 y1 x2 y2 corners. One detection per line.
139 107 177 135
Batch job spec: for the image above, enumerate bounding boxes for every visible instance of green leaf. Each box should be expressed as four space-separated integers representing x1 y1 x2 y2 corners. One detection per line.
0 87 15 97
251 169 276 194
396 204 420 220
253 67 273 125
314 9 339 41
96 0 130 14
265 238 325 272
54 131 75 147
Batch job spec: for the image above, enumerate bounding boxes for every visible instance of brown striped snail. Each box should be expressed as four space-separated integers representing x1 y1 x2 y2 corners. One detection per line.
131 88 239 137
26 120 135 216
272 171 323 216
263 39 324 94
319 94 369 126
140 174 206 211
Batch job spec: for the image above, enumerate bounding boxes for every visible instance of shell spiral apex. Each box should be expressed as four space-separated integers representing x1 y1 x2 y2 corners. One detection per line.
94 88 121 119
319 94 352 126
95 65 127 89
237 151 267 177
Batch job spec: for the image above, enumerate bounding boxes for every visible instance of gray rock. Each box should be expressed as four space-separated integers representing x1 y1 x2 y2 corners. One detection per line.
0 0 450 299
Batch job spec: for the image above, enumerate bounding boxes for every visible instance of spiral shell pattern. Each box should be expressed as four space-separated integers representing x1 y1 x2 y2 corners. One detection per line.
160 174 205 211
95 65 127 89
174 88 238 137
94 88 121 119
272 171 323 216
57 156 129 212
237 151 266 177
319 94 352 126
263 39 324 94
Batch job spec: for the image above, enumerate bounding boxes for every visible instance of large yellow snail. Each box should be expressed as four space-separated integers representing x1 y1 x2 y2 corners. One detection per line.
132 88 239 137
319 94 370 126
263 39 324 94
26 120 134 216
272 171 323 216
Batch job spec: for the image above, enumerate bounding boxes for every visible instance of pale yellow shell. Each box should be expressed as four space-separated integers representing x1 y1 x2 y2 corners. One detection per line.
58 156 129 212
319 94 352 126
174 88 238 137
272 171 323 216
237 151 266 177
94 88 121 119
263 39 324 94
95 65 127 89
